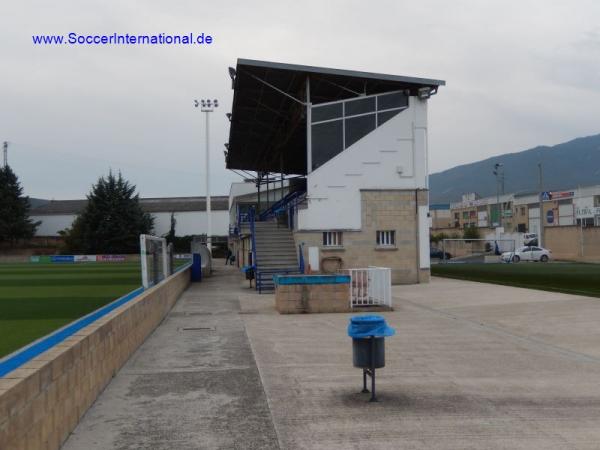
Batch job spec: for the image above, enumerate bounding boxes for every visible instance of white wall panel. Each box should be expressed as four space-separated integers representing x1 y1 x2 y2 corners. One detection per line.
298 97 428 230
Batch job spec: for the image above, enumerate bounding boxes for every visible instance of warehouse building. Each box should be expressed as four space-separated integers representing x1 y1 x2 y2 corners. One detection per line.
29 196 230 238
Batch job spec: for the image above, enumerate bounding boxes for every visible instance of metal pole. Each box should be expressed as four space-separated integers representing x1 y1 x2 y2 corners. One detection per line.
205 110 212 252
580 216 584 258
370 336 377 402
497 173 501 229
257 174 261 212
306 76 312 174
538 162 544 247
266 172 270 212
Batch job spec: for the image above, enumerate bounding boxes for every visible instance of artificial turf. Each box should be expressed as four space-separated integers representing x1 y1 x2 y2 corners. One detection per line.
0 262 142 358
431 262 600 298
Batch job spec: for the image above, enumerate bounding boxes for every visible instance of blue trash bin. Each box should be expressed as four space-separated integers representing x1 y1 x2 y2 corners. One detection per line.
348 315 395 402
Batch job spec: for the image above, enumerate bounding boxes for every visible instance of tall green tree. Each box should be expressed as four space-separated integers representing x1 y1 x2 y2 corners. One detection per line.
0 165 40 245
62 171 153 253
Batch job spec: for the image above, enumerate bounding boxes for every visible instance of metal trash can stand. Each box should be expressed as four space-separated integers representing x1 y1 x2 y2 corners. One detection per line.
347 315 395 402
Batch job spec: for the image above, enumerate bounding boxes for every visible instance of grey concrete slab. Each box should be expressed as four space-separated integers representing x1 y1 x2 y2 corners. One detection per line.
62 265 278 450
63 271 600 449
242 277 600 449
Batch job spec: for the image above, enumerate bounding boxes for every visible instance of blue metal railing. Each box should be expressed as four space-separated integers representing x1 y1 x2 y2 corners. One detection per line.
258 190 305 223
298 243 305 274
257 268 300 294
249 206 257 270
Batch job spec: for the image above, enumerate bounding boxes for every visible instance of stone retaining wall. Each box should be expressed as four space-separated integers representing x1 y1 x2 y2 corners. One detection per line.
0 267 191 450
294 189 429 284
275 282 351 314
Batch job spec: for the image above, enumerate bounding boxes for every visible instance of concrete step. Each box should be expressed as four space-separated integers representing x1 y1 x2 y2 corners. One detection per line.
257 260 298 266
254 237 295 242
256 252 297 257
254 224 286 229
255 243 296 248
258 263 298 268
256 244 296 249
254 234 294 243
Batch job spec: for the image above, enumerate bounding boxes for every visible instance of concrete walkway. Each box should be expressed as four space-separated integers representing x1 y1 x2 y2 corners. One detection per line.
64 272 600 449
242 277 600 449
62 264 278 450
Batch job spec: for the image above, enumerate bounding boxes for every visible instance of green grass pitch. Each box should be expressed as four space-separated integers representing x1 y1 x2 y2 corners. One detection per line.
431 262 600 298
0 262 142 358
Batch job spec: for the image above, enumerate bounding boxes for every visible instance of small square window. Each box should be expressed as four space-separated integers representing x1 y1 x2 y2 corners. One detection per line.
376 230 395 246
323 231 343 247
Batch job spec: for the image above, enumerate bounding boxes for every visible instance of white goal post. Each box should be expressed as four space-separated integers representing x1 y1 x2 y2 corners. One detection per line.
140 234 169 288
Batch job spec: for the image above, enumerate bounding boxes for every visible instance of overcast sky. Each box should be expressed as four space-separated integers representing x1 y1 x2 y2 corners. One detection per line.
2 0 599 199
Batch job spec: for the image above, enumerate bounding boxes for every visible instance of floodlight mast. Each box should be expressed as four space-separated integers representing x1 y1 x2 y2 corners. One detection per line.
194 98 219 251
493 163 504 229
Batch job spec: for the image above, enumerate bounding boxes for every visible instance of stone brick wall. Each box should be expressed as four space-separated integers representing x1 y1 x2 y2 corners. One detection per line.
545 226 600 262
275 282 351 314
0 267 190 450
295 189 429 284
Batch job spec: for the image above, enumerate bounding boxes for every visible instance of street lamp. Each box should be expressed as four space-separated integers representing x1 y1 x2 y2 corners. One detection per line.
194 98 219 251
493 163 504 229
538 162 544 247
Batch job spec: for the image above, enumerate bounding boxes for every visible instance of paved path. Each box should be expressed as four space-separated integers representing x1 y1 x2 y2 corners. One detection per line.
242 277 600 449
62 264 278 450
64 272 600 449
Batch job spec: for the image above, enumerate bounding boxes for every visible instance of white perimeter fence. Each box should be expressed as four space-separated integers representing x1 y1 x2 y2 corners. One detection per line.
346 267 392 308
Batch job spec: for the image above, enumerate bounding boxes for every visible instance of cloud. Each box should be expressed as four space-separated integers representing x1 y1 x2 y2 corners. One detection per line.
1 0 599 197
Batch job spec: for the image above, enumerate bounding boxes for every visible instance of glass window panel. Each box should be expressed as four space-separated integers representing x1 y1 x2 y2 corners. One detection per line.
377 110 401 126
311 102 343 123
312 120 343 170
377 92 408 110
344 97 375 117
345 114 376 149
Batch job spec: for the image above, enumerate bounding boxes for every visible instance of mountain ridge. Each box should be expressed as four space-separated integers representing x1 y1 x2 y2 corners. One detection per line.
429 134 600 203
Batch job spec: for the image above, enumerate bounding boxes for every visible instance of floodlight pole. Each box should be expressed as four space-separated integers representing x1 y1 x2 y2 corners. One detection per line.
195 99 218 252
306 76 312 174
494 163 503 229
205 109 212 252
538 162 544 247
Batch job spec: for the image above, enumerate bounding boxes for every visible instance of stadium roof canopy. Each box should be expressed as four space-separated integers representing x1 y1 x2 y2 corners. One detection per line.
226 58 445 175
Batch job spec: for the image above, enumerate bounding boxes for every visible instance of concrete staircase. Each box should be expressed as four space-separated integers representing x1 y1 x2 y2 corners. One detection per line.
254 221 299 292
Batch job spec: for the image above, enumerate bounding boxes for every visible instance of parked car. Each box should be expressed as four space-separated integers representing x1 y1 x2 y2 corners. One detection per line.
430 248 452 260
501 246 552 263
523 233 538 246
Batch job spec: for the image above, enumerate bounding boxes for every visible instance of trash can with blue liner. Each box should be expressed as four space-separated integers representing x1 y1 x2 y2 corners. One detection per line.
348 315 395 402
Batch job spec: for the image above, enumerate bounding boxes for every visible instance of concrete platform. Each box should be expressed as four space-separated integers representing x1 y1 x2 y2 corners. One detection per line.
62 264 278 450
64 271 600 449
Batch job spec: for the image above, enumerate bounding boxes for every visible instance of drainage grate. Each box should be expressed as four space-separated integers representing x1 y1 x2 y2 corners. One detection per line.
171 312 213 317
179 327 215 332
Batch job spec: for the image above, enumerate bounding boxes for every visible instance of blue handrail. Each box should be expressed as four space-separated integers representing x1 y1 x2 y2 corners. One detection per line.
258 190 305 222
298 243 305 274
